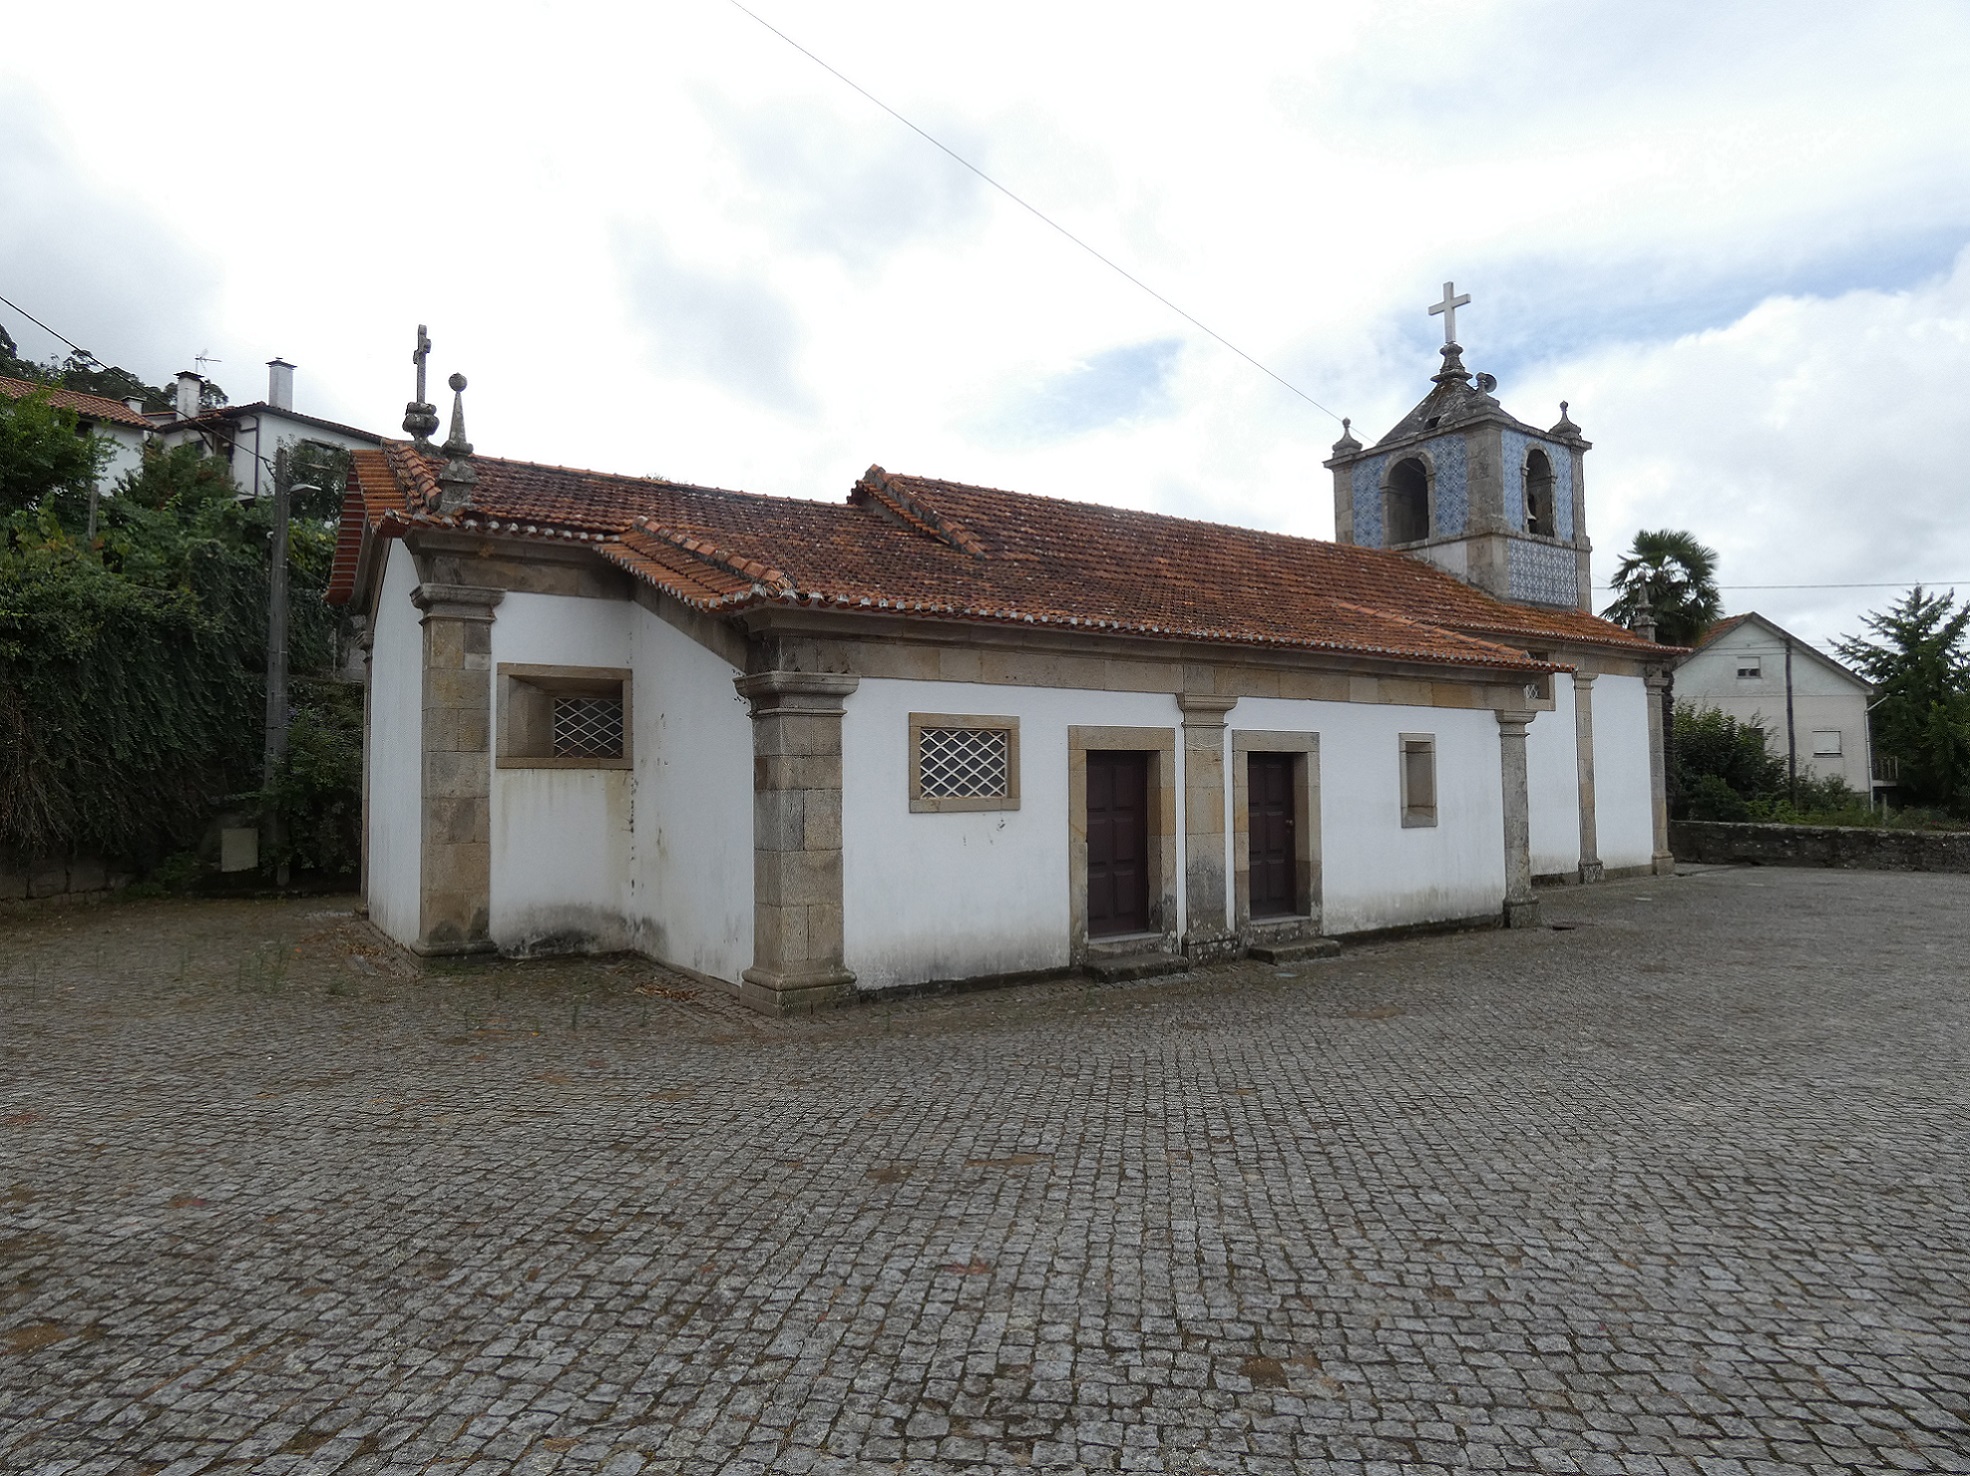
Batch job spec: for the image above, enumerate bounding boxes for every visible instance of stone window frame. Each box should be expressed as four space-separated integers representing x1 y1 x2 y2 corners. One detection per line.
496 662 633 770
1399 732 1438 829
1811 729 1843 757
1066 726 1178 959
1381 452 1435 547
908 712 1021 813
1231 731 1322 939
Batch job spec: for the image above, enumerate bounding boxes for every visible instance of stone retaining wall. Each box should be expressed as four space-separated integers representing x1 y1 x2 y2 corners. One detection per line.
0 857 133 905
1671 820 1970 873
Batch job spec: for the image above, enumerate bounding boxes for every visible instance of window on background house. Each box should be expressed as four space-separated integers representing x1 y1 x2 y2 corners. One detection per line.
1399 734 1437 828
497 664 632 769
1812 730 1843 757
1737 657 1762 679
909 714 1020 812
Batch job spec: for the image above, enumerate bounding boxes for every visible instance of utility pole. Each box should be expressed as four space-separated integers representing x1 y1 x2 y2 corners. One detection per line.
264 448 292 887
1783 634 1798 807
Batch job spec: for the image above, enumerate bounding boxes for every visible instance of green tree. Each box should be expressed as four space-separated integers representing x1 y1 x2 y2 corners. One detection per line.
1601 529 1723 647
0 389 106 517
1835 586 1970 816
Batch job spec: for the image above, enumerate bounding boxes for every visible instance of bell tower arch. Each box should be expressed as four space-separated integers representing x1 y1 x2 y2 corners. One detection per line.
1325 284 1594 611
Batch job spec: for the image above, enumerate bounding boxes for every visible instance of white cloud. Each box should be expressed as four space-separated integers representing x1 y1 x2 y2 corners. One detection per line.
1522 250 1970 652
1 0 1967 649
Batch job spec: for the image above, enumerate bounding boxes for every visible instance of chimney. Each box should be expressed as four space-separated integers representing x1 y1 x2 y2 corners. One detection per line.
123 396 145 416
266 358 295 410
174 370 204 420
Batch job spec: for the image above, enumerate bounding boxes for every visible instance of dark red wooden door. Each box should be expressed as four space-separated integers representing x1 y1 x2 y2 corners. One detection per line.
1086 751 1150 936
1248 752 1296 917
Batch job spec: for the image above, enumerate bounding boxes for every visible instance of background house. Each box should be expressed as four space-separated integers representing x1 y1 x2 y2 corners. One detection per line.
154 360 380 495
1675 613 1877 797
0 376 151 487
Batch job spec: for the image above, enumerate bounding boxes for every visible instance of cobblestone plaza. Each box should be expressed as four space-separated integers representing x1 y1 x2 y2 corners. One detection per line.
3 868 1966 1474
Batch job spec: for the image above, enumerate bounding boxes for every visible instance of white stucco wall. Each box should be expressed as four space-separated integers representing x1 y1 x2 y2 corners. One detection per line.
625 603 752 984
1677 624 1873 792
365 543 425 947
841 682 1187 993
1525 679 1581 878
1235 697 1506 936
840 683 1512 992
487 592 635 954
90 423 147 489
1592 674 1655 871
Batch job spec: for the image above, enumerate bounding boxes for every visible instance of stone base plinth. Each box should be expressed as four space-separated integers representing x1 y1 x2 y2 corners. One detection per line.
740 965 856 1016
1503 897 1543 929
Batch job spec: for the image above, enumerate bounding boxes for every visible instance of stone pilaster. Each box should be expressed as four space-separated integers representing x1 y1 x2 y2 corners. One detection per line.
1496 708 1541 928
1645 670 1675 876
1571 673 1604 884
356 624 374 919
411 583 502 955
735 671 860 1014
1176 694 1238 962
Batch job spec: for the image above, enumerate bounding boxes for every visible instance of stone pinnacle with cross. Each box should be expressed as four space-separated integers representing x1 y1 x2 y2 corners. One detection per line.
1428 281 1471 346
401 324 440 449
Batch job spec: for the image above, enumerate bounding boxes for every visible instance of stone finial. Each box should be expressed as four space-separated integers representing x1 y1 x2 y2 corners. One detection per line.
402 323 440 449
1550 399 1582 439
1629 588 1658 643
436 372 477 513
1431 342 1473 388
1330 416 1362 456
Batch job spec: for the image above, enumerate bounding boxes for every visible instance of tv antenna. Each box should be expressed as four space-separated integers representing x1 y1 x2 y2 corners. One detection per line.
194 351 223 374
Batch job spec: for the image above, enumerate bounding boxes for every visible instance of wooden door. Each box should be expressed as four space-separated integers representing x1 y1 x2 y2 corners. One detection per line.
1248 752 1296 917
1086 751 1150 936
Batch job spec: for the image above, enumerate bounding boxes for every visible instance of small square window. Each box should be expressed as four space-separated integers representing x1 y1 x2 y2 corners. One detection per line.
1737 659 1762 679
1812 730 1843 756
910 714 1019 812
1399 733 1437 828
498 664 632 769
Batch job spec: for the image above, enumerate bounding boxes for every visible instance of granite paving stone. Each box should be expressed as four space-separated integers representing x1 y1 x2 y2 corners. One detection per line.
1 868 1967 1472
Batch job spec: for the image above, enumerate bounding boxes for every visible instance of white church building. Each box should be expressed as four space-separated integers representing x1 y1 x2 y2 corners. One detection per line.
333 315 1674 1012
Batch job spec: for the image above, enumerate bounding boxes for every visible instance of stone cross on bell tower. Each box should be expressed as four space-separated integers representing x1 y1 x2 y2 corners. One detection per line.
402 324 440 450
1427 281 1471 345
1323 282 1595 612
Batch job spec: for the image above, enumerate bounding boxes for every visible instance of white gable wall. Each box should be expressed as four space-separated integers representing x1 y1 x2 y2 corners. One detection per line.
1525 680 1581 878
487 592 635 954
1677 624 1872 793
365 542 425 947
626 603 753 984
1593 674 1655 870
1234 696 1505 935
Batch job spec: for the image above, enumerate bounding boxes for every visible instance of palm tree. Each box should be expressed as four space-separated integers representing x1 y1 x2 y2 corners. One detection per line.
1601 529 1722 647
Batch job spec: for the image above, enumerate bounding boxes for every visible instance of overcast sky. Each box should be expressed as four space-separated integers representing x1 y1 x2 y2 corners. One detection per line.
5 0 1967 649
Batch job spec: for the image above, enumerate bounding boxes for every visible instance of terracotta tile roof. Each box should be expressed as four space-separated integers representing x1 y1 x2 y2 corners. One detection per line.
0 375 152 430
332 445 1678 672
1693 613 1754 649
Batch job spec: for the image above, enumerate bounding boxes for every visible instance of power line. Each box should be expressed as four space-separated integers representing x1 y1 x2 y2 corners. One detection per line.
720 0 1346 425
0 290 98 363
1594 581 1967 591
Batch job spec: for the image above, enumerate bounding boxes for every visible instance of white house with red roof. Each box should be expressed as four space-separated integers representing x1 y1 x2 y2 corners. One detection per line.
0 375 153 487
1673 613 1876 797
332 333 1676 1013
154 360 381 495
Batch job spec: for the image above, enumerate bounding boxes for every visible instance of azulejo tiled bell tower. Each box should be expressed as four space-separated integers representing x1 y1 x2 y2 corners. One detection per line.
1325 283 1593 612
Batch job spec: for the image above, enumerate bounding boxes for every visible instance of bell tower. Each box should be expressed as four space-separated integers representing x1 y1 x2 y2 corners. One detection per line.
1325 283 1593 612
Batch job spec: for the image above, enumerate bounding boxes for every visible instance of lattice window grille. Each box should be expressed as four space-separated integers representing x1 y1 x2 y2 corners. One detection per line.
919 726 1009 798
553 695 624 759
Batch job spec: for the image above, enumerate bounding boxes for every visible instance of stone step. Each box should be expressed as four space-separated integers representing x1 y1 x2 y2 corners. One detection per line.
1247 937 1341 965
1084 953 1187 984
